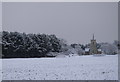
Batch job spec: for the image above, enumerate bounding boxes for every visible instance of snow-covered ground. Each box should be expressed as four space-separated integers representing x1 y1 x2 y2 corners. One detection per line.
2 54 118 80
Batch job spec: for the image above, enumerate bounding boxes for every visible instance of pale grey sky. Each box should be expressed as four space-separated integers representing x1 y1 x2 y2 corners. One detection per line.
2 2 118 44
0 2 2 31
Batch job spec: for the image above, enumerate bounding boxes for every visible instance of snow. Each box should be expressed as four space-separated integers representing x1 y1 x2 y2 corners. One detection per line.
98 49 102 51
56 54 66 58
93 54 106 57
0 59 2 82
85 48 89 52
2 54 118 80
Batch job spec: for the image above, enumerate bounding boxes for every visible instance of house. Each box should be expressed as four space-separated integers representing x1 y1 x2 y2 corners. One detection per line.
98 49 102 54
85 48 90 55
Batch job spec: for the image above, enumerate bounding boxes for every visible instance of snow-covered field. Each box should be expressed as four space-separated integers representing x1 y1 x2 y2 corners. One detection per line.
2 55 118 80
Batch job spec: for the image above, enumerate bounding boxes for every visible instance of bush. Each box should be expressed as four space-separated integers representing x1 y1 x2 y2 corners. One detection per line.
2 31 62 58
100 43 118 55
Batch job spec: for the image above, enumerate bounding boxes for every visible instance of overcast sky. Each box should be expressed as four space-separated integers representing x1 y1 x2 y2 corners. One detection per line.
2 2 118 44
0 3 1 31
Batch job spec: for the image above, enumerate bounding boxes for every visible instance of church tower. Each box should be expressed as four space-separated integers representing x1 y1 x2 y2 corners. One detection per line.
90 34 98 54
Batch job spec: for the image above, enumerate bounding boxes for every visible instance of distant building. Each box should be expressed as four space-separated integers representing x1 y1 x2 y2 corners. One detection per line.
97 49 102 54
89 34 98 54
85 34 102 55
85 48 90 55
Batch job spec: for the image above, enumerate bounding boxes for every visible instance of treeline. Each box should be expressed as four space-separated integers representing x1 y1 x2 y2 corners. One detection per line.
2 31 62 58
1 31 119 58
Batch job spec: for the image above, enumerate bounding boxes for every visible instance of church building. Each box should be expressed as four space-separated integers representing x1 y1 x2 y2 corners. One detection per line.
89 34 98 54
85 34 102 55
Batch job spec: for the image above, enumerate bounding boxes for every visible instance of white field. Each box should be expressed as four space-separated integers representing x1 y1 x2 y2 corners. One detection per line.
2 55 118 80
